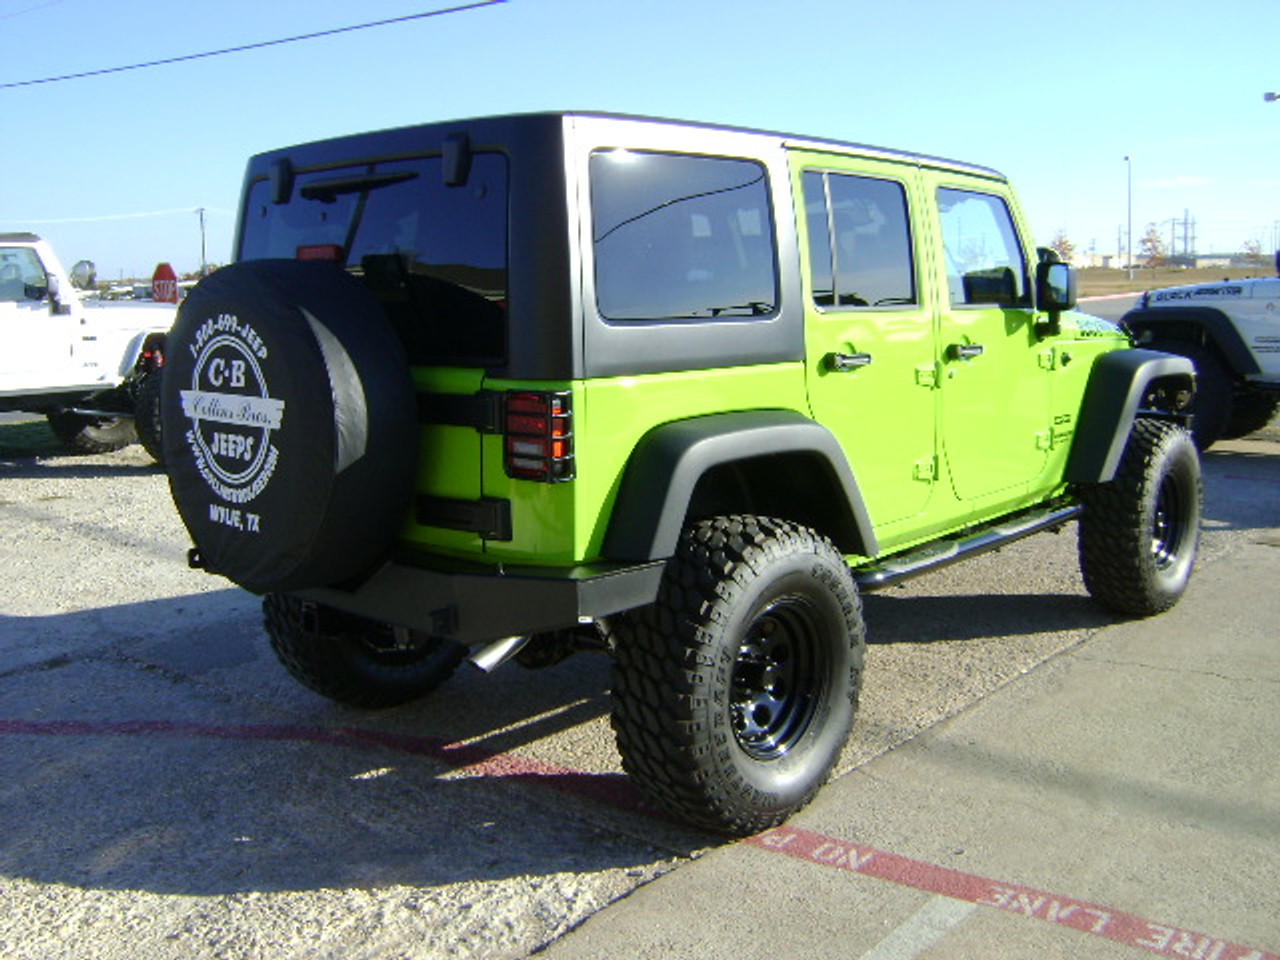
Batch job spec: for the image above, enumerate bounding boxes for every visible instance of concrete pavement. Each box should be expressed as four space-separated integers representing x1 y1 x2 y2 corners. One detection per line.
542 498 1280 957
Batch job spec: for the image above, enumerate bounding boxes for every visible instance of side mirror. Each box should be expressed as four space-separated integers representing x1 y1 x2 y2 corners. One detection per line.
1036 261 1076 312
1034 261 1076 337
44 273 72 315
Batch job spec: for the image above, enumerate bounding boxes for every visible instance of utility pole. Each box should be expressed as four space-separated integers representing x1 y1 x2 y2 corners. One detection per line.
196 207 207 276
1124 156 1133 279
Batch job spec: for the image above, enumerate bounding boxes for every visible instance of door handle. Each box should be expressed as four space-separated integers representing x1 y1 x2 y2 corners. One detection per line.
947 343 985 361
825 352 873 372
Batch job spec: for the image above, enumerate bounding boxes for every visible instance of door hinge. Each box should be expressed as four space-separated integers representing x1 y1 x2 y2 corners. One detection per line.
913 457 937 481
915 364 937 388
1037 350 1055 370
1035 431 1053 450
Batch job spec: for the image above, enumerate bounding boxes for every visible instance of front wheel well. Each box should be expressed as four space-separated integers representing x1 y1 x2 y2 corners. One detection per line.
1124 306 1259 377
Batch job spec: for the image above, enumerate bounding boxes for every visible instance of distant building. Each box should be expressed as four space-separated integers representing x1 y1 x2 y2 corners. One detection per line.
1065 252 1117 268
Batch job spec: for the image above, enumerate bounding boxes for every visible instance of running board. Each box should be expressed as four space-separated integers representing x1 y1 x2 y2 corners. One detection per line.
853 504 1082 592
65 407 133 419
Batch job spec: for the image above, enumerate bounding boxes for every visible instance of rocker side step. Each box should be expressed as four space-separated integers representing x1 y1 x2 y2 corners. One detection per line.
853 504 1083 592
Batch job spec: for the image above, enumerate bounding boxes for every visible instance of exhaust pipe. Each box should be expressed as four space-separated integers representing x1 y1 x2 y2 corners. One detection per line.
468 635 531 673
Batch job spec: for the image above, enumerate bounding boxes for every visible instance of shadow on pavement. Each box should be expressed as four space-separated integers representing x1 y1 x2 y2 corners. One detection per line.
0 592 700 898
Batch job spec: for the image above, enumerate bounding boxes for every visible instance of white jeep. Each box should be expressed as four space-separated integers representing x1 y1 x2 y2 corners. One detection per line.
1123 267 1280 449
0 232 174 459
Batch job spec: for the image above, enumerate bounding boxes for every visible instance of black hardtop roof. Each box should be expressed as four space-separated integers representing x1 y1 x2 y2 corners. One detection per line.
249 110 1006 181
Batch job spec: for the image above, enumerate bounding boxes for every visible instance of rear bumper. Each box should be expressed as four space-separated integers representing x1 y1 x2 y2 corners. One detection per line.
296 554 666 644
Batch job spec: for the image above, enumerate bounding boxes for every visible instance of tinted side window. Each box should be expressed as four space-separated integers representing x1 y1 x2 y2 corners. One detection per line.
241 154 509 364
936 188 1028 307
0 247 47 302
803 171 915 308
590 151 777 322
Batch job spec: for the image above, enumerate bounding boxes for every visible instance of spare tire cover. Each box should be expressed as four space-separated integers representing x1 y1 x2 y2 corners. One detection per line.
162 260 417 594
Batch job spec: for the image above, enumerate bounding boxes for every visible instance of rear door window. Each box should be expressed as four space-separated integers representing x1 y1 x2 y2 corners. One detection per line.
802 171 916 308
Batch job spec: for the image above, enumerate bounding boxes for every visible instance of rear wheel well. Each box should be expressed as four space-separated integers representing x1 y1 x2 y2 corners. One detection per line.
689 453 864 554
134 333 167 375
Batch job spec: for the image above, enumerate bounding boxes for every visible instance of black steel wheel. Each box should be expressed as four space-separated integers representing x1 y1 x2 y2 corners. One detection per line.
264 593 465 708
1078 418 1202 616
731 597 828 762
611 515 864 836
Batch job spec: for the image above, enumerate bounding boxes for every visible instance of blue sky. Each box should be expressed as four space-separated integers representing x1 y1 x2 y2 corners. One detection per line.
2 0 1277 278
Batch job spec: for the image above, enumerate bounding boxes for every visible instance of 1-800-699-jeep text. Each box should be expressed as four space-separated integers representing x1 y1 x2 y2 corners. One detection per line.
161 112 1202 834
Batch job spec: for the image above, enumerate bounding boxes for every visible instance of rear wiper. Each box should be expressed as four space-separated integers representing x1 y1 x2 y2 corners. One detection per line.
701 302 774 317
300 170 418 203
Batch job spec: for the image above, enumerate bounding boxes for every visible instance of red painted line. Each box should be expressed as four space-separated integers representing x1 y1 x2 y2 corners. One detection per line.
0 718 650 813
336 725 651 814
4 718 1274 958
747 825 1278 960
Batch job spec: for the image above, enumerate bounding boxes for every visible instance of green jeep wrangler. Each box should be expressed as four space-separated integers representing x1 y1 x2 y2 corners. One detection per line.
161 112 1202 835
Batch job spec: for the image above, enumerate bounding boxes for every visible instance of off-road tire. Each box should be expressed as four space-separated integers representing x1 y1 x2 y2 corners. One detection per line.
133 370 164 464
610 515 864 836
1078 419 1201 616
46 410 137 454
263 593 465 708
1148 340 1233 450
1222 392 1280 440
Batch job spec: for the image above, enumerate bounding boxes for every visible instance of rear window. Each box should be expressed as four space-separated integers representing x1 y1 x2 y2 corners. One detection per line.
240 153 509 365
590 150 778 322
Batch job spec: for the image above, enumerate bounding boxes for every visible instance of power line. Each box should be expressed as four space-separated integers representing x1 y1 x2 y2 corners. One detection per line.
8 207 234 224
0 1 506 89
0 0 66 23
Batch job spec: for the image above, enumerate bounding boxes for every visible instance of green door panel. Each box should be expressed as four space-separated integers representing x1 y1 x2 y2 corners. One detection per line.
792 153 938 530
927 180 1052 504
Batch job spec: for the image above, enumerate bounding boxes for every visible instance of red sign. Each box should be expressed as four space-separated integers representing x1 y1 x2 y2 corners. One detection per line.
152 262 179 303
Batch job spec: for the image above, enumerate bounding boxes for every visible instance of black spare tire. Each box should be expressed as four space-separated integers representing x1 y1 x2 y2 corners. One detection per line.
161 260 417 594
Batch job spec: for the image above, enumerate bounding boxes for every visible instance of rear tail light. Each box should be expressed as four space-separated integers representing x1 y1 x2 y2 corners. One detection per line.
504 391 574 482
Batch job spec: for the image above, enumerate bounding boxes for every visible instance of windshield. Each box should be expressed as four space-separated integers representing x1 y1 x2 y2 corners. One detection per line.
239 153 509 365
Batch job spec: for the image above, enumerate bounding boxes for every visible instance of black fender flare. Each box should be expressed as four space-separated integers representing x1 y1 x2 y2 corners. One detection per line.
602 409 878 562
1122 306 1261 376
1066 349 1196 484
